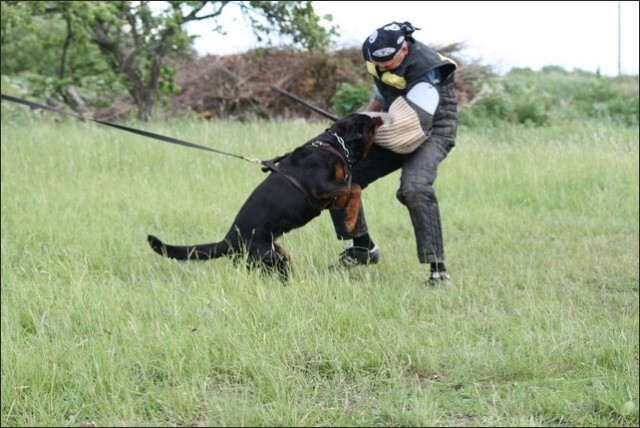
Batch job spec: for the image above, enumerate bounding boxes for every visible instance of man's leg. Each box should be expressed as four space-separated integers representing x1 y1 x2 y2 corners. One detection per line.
396 135 455 279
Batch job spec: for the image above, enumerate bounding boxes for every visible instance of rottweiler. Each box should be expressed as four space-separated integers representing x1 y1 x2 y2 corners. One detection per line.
147 113 383 281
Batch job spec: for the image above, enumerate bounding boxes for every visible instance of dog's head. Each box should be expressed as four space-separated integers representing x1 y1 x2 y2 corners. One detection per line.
327 113 384 163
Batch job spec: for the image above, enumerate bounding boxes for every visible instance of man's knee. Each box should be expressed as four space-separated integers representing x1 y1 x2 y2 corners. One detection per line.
396 183 436 206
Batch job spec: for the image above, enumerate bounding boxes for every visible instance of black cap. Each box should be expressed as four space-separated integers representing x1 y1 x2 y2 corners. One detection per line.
364 21 419 62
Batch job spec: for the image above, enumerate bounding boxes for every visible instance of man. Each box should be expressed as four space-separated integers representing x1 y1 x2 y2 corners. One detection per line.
330 21 458 285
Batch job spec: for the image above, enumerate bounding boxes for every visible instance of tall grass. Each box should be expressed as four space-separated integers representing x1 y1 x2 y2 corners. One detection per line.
1 114 638 426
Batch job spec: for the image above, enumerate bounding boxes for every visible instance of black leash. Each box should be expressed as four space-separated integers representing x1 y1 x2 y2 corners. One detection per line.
2 93 353 206
0 93 261 164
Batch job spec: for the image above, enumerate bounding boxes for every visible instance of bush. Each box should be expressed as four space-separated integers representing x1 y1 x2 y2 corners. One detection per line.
459 68 639 128
330 81 374 116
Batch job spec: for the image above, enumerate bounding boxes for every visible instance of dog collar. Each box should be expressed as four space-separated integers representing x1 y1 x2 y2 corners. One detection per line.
327 130 351 169
310 139 352 184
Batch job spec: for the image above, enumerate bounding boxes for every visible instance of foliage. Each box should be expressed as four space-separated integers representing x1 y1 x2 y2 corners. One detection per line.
0 2 121 108
331 81 374 116
241 0 337 50
460 67 639 128
0 1 336 121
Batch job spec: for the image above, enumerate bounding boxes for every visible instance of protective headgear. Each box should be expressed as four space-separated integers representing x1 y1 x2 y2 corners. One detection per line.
364 21 419 62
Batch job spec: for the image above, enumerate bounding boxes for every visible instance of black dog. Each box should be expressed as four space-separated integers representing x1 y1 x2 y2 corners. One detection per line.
147 113 383 280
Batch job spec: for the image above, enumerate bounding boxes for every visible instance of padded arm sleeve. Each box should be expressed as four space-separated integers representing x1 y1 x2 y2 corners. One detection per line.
373 82 439 154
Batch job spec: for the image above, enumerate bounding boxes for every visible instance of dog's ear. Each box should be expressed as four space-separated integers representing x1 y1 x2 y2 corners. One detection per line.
371 116 384 130
356 114 384 136
360 115 383 142
360 116 383 158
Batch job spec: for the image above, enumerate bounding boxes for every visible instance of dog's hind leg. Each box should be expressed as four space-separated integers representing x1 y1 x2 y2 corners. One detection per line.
247 243 291 282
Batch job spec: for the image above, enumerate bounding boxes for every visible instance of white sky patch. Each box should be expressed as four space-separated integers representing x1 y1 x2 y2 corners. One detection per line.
186 0 639 77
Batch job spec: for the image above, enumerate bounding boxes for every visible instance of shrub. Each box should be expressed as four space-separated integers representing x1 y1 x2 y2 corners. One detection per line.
330 81 374 116
460 68 639 128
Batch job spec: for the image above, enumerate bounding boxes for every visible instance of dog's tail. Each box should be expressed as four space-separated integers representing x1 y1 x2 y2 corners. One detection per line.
147 234 231 261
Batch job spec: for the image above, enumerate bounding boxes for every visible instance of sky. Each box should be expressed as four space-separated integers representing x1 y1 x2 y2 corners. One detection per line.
186 1 639 77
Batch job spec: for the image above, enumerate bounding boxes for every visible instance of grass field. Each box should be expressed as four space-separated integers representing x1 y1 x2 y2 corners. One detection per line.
1 114 638 427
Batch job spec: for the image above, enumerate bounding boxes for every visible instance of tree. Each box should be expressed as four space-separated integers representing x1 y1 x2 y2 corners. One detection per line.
1 1 336 121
